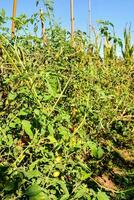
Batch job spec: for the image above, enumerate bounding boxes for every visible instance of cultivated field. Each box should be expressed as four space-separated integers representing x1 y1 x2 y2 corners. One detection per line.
0 2 134 200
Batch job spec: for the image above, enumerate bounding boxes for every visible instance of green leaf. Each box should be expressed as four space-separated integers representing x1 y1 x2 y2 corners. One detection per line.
8 92 17 100
22 120 33 139
34 25 38 33
25 170 41 179
97 191 110 200
25 184 42 197
43 94 52 100
97 147 104 159
88 141 104 159
18 109 28 116
50 179 69 199
47 135 57 143
4 181 16 192
60 194 70 200
29 192 47 200
73 184 90 199
80 170 91 181
34 109 40 116
7 134 13 146
88 141 98 158
0 164 9 174
25 184 48 200
9 117 21 128
48 124 55 135
58 125 70 141
46 76 58 97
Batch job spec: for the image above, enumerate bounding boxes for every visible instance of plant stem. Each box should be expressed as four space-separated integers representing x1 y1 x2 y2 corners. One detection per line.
48 76 72 116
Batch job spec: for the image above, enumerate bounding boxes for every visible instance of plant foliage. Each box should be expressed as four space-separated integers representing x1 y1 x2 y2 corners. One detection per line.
0 7 134 200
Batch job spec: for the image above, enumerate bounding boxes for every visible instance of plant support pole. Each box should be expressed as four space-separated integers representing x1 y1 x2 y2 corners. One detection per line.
70 0 75 46
88 0 92 39
11 0 17 38
40 9 47 45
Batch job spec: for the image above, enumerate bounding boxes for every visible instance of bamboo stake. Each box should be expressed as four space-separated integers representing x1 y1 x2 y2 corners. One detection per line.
40 9 47 45
11 0 17 38
70 0 75 46
88 0 92 39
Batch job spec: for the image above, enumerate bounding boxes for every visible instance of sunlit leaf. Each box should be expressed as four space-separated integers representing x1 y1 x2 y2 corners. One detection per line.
97 191 110 200
22 120 33 139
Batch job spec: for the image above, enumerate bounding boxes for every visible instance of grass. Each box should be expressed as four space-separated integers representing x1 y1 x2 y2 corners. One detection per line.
0 11 134 200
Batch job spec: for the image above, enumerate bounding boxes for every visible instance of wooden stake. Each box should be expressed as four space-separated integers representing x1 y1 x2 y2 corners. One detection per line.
11 0 17 38
40 9 47 45
88 0 92 39
70 0 75 46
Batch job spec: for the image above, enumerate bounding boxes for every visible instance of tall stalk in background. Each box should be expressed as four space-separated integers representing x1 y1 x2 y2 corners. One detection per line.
11 0 17 38
70 0 75 47
122 27 134 62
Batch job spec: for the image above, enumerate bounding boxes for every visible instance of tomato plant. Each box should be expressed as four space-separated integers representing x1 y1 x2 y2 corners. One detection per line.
0 5 134 200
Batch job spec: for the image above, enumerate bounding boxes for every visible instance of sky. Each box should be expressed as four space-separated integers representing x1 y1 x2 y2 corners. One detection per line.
0 0 134 40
